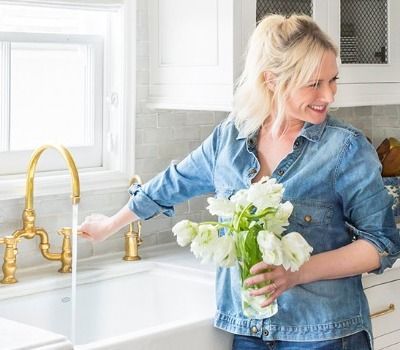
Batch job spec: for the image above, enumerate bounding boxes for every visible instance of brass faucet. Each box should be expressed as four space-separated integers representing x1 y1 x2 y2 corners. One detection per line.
0 145 80 284
123 175 143 261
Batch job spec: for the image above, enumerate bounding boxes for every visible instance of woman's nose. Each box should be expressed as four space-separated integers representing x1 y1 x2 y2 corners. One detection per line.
320 83 336 104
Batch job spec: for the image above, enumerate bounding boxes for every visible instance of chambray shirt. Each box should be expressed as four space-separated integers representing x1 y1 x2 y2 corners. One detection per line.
128 115 400 346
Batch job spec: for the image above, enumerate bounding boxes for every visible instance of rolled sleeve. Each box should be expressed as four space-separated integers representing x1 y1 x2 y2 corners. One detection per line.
128 184 174 220
335 132 400 273
126 122 222 220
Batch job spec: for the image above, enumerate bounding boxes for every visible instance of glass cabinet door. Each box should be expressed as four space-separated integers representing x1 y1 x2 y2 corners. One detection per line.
256 0 312 22
340 0 388 65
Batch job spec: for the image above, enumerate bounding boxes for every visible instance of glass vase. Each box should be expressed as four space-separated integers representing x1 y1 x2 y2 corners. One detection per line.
236 230 278 319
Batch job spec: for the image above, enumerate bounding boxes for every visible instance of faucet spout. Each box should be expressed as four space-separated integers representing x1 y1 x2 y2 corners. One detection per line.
25 144 80 211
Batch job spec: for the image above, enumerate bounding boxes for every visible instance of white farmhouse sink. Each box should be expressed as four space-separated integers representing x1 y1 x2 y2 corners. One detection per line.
0 255 232 350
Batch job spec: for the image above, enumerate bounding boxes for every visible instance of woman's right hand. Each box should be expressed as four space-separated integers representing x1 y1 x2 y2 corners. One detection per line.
78 204 139 242
78 214 117 242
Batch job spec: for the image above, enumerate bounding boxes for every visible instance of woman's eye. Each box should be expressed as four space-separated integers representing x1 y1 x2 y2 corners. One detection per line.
308 82 320 88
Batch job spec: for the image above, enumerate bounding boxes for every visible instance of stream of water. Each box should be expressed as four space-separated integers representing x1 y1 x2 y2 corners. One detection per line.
71 204 79 344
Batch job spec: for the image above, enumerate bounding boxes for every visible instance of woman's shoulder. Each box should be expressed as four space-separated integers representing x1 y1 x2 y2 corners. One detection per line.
217 114 242 140
324 115 372 147
325 115 363 138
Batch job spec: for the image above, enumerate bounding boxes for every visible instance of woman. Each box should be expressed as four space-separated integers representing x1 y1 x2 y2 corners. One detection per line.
79 15 400 349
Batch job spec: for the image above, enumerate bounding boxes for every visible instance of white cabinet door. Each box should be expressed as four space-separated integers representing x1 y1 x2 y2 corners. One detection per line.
148 0 255 111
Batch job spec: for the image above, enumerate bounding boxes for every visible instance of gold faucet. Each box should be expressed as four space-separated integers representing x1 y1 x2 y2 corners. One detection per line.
123 175 143 261
0 144 80 284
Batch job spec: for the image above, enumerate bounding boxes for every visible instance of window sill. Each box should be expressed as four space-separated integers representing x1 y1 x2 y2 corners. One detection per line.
0 168 131 202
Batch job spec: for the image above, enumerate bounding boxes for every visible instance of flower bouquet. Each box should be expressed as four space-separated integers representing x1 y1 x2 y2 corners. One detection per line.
172 177 313 319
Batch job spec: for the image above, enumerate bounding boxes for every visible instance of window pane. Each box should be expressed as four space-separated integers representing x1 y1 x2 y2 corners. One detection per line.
10 42 93 151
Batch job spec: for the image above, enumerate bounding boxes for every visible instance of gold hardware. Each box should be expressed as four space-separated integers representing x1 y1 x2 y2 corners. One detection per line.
123 175 143 261
0 236 19 284
304 215 312 223
58 227 73 273
370 303 395 319
1 144 80 284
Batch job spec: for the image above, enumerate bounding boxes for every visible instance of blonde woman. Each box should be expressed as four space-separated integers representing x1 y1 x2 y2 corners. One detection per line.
80 15 400 349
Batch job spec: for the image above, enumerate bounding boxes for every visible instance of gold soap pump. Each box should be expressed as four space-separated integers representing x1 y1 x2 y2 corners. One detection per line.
123 175 143 261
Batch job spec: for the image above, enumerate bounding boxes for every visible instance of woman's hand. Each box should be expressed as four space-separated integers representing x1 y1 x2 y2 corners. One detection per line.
244 262 301 308
78 214 116 242
78 204 139 242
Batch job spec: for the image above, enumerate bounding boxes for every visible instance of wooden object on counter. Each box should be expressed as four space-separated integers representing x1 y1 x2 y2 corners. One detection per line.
376 137 400 177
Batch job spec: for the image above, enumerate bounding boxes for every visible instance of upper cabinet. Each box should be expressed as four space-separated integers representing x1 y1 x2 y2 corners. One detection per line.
313 0 400 107
147 0 400 111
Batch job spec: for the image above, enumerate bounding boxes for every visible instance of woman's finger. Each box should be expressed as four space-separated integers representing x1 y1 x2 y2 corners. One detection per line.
245 270 274 286
249 261 272 274
249 282 277 296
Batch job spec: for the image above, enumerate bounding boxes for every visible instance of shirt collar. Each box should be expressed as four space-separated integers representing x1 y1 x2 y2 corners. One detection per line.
299 116 328 142
236 115 329 143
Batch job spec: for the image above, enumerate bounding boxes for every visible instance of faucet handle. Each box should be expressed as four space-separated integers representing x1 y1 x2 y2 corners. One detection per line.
1 235 19 284
57 227 73 273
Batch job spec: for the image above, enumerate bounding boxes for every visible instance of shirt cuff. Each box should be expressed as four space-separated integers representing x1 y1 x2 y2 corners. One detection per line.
128 184 175 220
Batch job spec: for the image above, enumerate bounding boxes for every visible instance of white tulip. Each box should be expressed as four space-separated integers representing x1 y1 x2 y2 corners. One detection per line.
190 224 219 263
257 230 284 266
213 235 237 267
230 189 251 209
206 197 236 217
262 201 293 235
172 220 199 247
247 177 284 212
281 232 313 271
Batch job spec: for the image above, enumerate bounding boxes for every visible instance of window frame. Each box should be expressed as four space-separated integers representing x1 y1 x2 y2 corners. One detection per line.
0 0 136 200
0 31 104 174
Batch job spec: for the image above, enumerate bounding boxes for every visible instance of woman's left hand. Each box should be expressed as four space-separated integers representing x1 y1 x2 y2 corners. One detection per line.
244 262 301 308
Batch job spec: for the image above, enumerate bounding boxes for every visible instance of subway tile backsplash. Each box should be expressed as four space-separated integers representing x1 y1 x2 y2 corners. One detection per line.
1 0 399 270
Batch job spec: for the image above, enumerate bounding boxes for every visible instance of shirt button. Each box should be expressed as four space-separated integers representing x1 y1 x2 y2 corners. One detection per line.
248 168 257 177
304 215 312 223
277 169 285 176
250 326 258 334
263 329 269 336
294 140 300 148
248 137 257 147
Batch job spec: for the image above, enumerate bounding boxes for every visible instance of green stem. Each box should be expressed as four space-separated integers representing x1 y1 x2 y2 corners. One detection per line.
234 203 253 231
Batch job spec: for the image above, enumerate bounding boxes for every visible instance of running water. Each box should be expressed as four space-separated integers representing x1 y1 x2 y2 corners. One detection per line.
71 204 79 344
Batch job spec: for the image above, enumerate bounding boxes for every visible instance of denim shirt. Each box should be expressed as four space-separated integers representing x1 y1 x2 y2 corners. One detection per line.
128 115 400 345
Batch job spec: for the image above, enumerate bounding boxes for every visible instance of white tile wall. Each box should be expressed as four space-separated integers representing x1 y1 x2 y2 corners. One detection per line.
1 0 399 273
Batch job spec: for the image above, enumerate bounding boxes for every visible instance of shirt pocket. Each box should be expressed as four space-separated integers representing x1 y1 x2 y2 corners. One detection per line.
288 200 334 240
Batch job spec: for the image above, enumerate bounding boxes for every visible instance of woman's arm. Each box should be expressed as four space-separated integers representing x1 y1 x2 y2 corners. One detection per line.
298 239 380 284
78 203 138 241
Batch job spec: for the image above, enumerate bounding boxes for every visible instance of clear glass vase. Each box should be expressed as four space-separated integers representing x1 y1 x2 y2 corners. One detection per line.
240 282 278 319
236 230 278 319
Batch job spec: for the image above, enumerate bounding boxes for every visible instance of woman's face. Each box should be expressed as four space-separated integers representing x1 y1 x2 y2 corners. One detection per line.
285 50 338 126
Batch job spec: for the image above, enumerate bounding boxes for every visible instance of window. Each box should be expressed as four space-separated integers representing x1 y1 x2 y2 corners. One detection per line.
0 1 135 197
0 33 103 174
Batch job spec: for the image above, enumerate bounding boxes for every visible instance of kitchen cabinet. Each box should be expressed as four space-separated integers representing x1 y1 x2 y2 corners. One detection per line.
363 263 400 349
147 0 254 111
147 0 400 110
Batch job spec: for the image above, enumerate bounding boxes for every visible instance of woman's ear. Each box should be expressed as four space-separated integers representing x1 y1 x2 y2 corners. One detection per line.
263 71 276 91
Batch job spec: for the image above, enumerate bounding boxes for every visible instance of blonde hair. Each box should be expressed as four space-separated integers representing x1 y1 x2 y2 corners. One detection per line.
231 14 338 138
